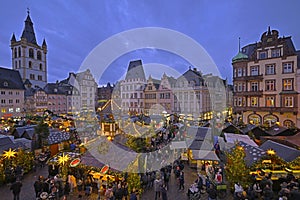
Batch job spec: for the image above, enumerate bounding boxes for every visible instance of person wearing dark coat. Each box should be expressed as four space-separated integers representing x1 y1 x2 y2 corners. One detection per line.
129 190 137 200
10 180 22 200
161 184 168 200
63 182 71 199
34 177 43 197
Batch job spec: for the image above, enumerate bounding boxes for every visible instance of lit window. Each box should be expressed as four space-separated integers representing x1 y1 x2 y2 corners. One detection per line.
251 97 258 107
266 64 275 75
1 108 6 113
284 96 293 107
283 79 293 90
8 108 13 113
283 63 293 73
266 96 275 107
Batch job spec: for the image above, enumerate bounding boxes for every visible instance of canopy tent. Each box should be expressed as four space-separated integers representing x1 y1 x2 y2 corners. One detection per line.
191 150 220 161
170 141 187 150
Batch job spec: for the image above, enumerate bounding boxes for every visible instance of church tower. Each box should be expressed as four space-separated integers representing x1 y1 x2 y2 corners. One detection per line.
10 9 47 88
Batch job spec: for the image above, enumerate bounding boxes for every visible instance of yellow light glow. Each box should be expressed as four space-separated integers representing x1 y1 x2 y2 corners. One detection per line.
107 136 112 141
267 149 276 155
58 153 69 165
3 148 17 159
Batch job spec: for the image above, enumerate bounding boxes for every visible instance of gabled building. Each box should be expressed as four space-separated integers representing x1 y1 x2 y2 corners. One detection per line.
44 83 67 115
232 27 300 128
0 67 25 118
157 73 176 114
144 75 160 115
120 60 146 115
10 11 47 88
60 69 97 113
173 67 211 120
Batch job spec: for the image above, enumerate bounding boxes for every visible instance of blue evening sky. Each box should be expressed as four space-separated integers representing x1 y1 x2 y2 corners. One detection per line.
0 0 299 85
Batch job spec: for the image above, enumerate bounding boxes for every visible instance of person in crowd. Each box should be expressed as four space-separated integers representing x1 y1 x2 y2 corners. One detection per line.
129 189 137 200
178 171 185 191
105 184 114 200
154 176 162 200
114 183 124 200
10 179 22 200
234 182 243 200
161 184 168 200
262 184 273 200
34 176 43 198
252 181 262 199
207 184 217 200
63 182 70 200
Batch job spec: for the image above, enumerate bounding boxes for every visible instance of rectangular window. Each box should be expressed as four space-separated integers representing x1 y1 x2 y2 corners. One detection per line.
265 80 275 91
250 66 259 76
1 91 5 95
38 75 43 81
1 108 6 113
8 91 13 95
271 49 280 58
266 96 275 107
1 99 5 104
284 96 293 107
237 68 243 77
283 63 293 73
259 51 267 59
283 79 293 91
30 74 35 80
8 108 13 113
8 99 13 104
266 64 275 75
236 97 245 107
251 97 258 107
251 82 259 91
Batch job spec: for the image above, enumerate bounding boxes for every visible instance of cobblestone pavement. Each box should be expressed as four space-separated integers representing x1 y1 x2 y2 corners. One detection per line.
0 163 233 200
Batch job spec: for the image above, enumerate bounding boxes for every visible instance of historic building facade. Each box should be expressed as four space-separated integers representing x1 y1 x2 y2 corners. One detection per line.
0 67 25 118
232 27 300 128
10 11 47 88
120 60 146 115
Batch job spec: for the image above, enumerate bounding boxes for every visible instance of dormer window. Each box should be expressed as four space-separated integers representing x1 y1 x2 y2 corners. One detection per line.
3 82 8 87
54 88 58 93
259 51 267 59
271 49 280 58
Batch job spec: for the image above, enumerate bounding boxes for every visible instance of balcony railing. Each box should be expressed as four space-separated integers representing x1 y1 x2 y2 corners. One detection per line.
233 90 263 96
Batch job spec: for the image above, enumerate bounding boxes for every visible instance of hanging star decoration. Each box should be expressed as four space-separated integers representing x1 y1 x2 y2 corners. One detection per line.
3 148 17 159
58 153 69 165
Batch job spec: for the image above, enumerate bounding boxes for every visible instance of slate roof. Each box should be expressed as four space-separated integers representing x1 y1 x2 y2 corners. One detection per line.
176 68 204 87
21 13 37 44
48 131 70 145
125 60 146 80
260 140 300 162
187 127 214 150
0 135 26 154
13 125 37 138
0 67 25 90
224 133 258 147
236 141 266 166
264 124 292 136
44 83 66 95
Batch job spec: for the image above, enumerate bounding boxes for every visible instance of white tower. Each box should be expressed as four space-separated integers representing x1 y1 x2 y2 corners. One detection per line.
10 10 47 88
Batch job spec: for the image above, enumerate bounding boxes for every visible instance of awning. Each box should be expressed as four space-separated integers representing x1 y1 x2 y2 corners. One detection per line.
170 141 187 150
191 150 220 161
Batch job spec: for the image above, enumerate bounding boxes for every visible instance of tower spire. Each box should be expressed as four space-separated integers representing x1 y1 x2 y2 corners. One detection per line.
21 9 37 44
238 37 241 52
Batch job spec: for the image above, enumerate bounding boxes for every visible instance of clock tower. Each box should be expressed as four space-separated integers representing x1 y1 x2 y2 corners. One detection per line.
10 10 47 88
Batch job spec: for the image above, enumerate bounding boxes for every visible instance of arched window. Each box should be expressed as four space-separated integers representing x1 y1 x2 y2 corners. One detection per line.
18 60 21 68
14 48 17 58
15 61 17 69
248 114 262 125
263 114 279 127
39 63 43 71
37 51 42 60
29 61 32 68
283 120 294 128
18 47 21 57
29 48 34 58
